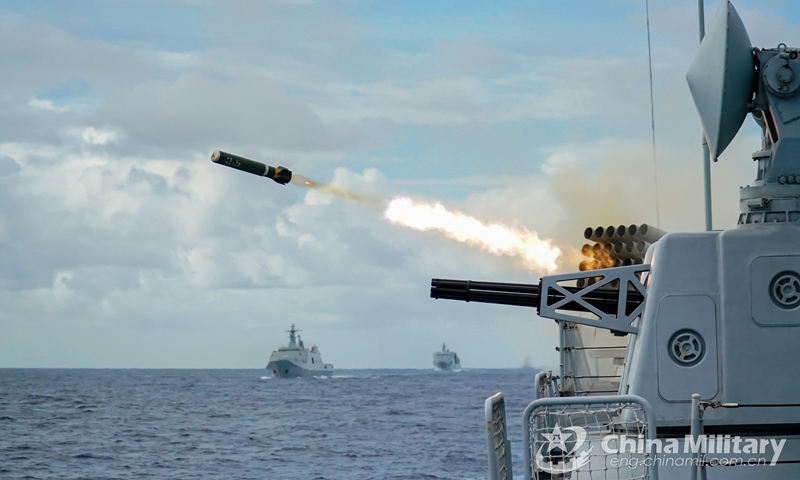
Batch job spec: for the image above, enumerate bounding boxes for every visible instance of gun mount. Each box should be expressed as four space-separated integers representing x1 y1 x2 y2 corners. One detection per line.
455 3 800 479
431 278 644 318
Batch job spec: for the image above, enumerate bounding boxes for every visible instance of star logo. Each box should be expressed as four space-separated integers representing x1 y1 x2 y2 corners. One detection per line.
535 425 592 474
542 424 573 453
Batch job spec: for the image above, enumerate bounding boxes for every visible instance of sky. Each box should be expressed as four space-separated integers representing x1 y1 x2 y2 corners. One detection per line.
1 0 798 369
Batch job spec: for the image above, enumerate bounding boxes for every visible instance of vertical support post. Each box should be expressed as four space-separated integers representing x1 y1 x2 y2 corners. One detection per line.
486 395 500 480
698 0 713 231
558 321 566 392
690 393 703 480
503 439 514 480
703 143 713 231
485 393 513 480
534 371 544 400
487 425 499 480
524 420 533 480
697 0 705 44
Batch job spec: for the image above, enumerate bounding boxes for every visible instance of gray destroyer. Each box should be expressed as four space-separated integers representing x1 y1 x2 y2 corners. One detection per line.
266 324 334 378
432 343 461 372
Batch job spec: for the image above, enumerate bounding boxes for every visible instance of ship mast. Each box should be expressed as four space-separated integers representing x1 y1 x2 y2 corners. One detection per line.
286 324 301 348
698 0 713 231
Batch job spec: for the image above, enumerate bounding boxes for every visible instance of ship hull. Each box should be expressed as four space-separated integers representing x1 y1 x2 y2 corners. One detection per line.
434 362 462 372
266 360 334 378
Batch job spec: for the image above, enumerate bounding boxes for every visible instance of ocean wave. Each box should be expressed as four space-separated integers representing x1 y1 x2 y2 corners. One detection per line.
74 453 114 460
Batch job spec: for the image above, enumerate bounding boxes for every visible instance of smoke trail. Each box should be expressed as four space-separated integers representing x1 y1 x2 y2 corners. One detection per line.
383 196 561 273
287 172 561 272
290 174 384 208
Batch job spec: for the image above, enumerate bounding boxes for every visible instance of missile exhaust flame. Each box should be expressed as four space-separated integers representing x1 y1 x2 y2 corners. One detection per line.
383 197 561 273
211 150 561 271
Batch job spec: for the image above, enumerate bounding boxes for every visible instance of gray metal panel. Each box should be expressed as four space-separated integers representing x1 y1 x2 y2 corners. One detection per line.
627 228 800 419
656 295 719 401
719 225 800 409
750 255 800 326
624 232 722 424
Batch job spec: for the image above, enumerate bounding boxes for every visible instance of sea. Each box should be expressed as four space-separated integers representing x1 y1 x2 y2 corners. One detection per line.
0 368 540 480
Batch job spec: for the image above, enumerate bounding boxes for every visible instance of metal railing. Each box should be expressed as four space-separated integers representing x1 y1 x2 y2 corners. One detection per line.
688 393 800 477
523 395 659 480
486 392 514 480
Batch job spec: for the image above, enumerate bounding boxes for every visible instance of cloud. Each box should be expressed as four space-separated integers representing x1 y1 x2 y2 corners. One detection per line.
29 98 69 113
81 127 119 145
435 41 509 75
0 13 166 94
93 74 366 154
0 0 786 369
0 156 21 176
310 54 654 127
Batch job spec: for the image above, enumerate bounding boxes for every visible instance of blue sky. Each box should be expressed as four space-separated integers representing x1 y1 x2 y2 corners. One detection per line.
0 0 796 368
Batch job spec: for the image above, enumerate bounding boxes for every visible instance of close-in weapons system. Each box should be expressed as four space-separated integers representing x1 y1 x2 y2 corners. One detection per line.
432 223 661 315
436 3 800 479
431 277 644 317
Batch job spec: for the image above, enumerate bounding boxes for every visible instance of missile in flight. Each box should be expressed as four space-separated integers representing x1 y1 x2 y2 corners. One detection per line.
210 150 292 185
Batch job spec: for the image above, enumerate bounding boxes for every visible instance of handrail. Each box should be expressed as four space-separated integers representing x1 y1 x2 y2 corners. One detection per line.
522 394 659 480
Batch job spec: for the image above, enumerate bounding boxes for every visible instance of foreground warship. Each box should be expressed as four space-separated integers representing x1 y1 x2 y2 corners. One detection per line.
432 2 800 479
433 343 461 372
266 324 334 378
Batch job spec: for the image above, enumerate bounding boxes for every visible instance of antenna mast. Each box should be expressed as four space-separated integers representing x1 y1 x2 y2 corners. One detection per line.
645 0 661 227
698 0 713 231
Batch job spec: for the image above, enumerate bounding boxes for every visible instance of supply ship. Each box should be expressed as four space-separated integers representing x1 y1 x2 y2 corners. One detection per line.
432 343 461 372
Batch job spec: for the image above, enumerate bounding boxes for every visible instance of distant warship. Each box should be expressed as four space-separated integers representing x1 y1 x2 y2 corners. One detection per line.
432 343 461 372
266 324 333 378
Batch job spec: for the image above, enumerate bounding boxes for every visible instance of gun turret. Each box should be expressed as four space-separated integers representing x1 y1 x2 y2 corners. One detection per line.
430 278 644 316
210 150 292 185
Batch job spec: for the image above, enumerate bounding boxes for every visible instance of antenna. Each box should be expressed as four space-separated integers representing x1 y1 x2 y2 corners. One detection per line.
686 1 754 162
686 1 800 225
286 324 301 347
645 0 661 227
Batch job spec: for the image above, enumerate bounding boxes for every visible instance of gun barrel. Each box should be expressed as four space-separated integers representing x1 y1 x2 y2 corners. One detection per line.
210 150 292 185
430 278 643 315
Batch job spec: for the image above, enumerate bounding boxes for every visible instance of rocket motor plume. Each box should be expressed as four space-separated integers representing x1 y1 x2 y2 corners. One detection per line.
383 197 561 273
297 179 562 272
210 151 561 272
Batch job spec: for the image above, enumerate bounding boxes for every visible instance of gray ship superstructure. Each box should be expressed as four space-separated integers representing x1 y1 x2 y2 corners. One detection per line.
432 343 461 372
432 2 800 479
266 324 333 378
